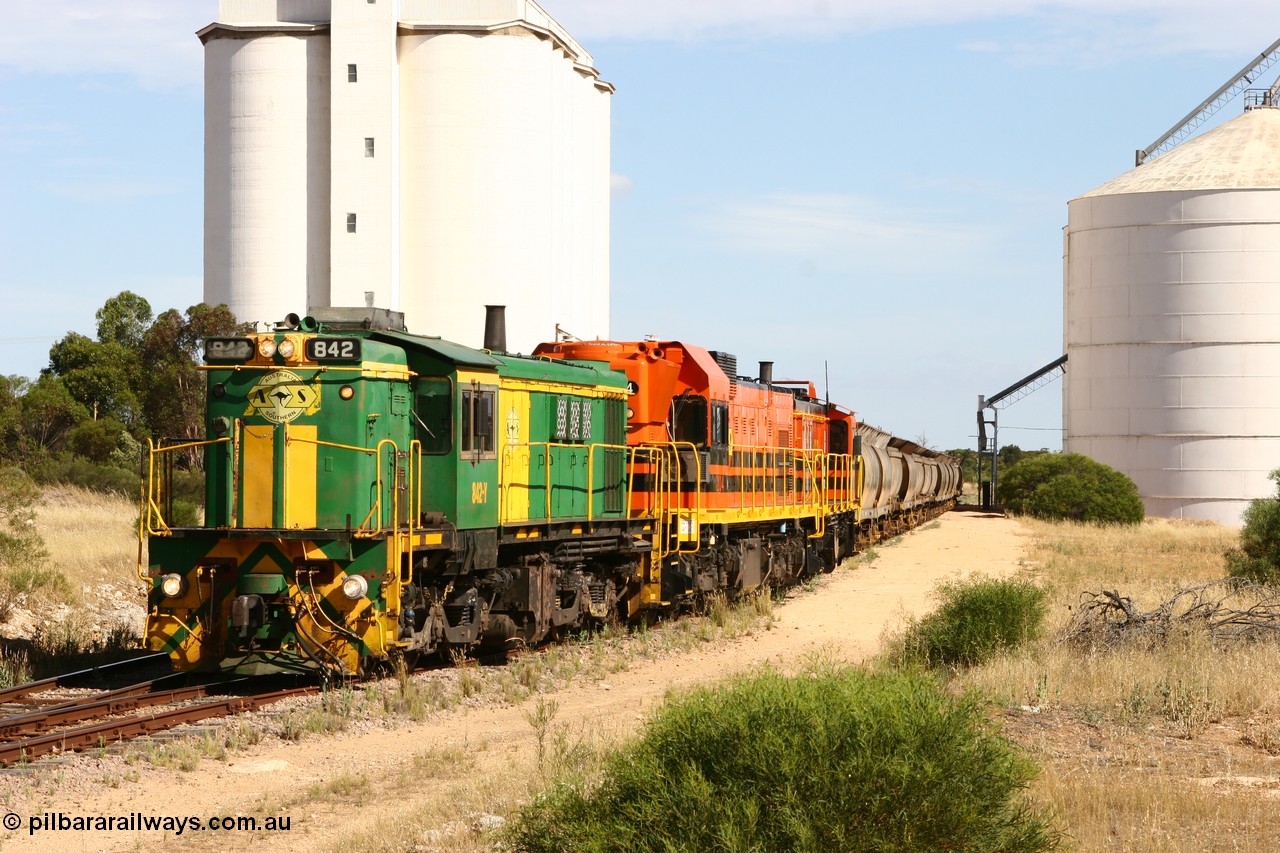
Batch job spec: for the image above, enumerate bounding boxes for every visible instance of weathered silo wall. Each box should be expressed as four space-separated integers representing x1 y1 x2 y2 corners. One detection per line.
204 28 331 327
201 0 612 351
1064 108 1280 525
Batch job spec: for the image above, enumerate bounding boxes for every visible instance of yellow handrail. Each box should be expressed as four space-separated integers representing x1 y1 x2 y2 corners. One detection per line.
284 431 400 538
499 441 636 524
724 443 828 518
406 439 421 584
141 437 233 540
637 441 702 555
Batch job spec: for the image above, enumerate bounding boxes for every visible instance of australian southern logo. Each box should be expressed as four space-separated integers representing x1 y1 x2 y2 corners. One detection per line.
245 370 321 423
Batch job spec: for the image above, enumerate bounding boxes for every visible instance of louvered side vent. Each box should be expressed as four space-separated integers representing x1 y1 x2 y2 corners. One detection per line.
709 350 738 399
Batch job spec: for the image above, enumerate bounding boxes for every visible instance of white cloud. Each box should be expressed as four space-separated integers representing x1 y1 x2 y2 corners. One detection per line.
610 172 635 198
550 0 1277 59
0 1 214 90
1 1 1276 93
696 192 985 272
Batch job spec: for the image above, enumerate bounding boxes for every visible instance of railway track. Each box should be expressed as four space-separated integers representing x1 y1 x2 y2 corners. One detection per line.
0 652 169 709
0 657 317 767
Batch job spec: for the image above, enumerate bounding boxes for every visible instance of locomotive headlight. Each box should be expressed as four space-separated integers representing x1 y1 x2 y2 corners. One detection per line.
160 573 186 598
341 575 369 600
277 338 297 359
339 385 355 400
257 339 277 359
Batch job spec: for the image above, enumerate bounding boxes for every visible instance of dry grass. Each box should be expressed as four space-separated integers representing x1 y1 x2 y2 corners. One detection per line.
955 515 1280 852
35 485 139 595
252 596 777 850
1036 762 1280 852
0 486 141 684
321 727 610 853
958 518 1257 723
1023 516 1236 601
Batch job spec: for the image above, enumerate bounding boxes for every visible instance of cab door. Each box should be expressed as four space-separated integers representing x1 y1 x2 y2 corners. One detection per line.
413 376 456 521
456 378 499 529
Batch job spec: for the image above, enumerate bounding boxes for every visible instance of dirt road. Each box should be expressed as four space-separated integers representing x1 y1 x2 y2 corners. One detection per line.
1 510 1028 853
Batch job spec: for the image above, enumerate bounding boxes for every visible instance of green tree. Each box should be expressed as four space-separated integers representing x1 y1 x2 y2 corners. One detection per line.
998 452 1143 524
140 304 244 458
998 444 1025 470
14 376 88 458
46 332 142 424
95 291 154 350
1226 468 1280 584
68 417 129 465
9 294 243 496
0 376 28 462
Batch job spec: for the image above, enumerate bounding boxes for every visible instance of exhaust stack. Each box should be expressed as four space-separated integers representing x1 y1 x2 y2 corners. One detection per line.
759 361 774 385
484 305 507 353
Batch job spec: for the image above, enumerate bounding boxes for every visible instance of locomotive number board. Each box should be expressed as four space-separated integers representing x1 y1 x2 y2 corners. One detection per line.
305 338 363 362
204 337 254 363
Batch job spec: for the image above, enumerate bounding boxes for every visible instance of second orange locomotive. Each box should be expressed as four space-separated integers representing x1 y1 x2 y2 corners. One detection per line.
535 338 952 601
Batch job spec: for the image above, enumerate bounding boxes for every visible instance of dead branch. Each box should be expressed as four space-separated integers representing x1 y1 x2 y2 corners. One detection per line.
1064 578 1280 649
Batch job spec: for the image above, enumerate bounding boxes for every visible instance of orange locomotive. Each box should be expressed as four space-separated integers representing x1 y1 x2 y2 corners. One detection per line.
534 338 950 608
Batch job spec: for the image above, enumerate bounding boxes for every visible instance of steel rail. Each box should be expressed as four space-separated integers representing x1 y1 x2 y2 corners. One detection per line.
0 654 169 705
0 687 316 767
8 673 193 718
0 683 218 738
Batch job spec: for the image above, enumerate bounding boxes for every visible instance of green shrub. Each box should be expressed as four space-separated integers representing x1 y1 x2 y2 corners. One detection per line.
168 500 201 527
24 452 138 497
508 666 1060 853
68 417 128 465
24 449 204 512
1226 468 1280 584
998 452 1143 524
0 466 46 569
899 576 1047 669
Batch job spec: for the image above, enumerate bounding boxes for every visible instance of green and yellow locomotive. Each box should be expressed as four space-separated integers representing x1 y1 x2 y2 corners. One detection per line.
142 309 644 676
142 307 960 677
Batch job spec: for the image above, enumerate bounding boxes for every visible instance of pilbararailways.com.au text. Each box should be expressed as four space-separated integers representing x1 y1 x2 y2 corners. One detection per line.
9 812 292 835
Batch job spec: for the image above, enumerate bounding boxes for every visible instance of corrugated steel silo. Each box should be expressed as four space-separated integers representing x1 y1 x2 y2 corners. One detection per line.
1063 107 1280 525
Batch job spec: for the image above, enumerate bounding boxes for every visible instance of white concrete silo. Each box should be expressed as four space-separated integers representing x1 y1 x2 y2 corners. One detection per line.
1064 107 1280 525
203 19 332 327
200 0 613 350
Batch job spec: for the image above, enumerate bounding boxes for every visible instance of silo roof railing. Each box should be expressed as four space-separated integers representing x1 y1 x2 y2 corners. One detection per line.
1137 36 1280 166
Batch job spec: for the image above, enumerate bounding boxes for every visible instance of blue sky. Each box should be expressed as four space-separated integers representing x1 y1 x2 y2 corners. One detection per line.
2 1 1278 452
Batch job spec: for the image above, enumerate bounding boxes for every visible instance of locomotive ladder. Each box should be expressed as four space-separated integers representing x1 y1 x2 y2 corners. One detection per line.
636 443 701 562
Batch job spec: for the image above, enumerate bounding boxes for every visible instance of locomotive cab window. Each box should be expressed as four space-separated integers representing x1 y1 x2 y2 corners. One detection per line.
711 402 729 447
414 377 452 455
671 394 708 446
830 420 850 455
462 386 496 456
